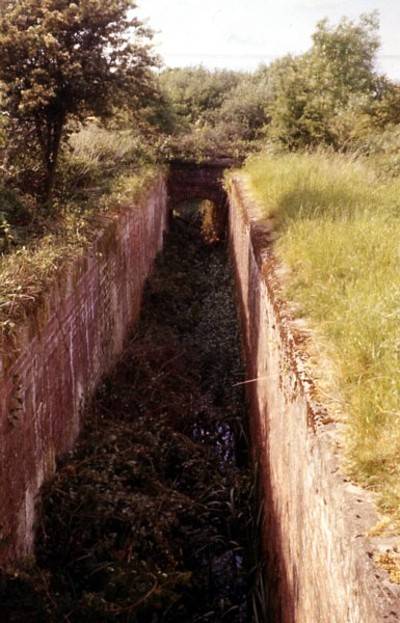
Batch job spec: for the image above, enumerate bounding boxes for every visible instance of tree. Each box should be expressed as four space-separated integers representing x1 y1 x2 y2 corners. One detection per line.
159 67 271 161
218 67 272 143
265 13 389 150
311 12 380 106
0 0 158 202
159 67 241 128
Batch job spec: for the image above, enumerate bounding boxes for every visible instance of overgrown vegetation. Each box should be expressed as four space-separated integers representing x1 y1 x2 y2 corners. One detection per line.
158 13 400 161
0 0 165 335
242 151 400 524
0 0 158 201
0 209 262 622
158 66 271 161
264 13 400 150
0 142 158 337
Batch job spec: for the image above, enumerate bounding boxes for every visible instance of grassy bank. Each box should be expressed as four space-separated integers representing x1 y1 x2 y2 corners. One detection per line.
0 124 159 338
242 152 400 525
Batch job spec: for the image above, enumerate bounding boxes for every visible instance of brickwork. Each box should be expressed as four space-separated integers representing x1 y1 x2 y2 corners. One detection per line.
0 176 168 563
168 160 231 235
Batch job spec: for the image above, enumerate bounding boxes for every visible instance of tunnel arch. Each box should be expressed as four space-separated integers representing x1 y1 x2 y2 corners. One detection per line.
167 159 237 236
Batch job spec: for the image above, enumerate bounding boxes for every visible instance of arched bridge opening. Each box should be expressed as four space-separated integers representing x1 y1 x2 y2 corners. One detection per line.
167 159 237 239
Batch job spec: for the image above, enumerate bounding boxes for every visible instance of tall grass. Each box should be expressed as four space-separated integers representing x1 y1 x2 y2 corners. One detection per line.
60 123 151 194
0 122 159 338
0 121 159 342
243 152 400 522
0 164 157 336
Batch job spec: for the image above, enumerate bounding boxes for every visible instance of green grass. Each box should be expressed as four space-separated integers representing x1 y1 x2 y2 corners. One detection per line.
0 163 159 339
242 151 400 524
0 121 160 338
58 123 154 197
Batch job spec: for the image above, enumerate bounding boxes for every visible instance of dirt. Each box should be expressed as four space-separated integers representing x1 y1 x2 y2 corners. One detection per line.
0 203 262 622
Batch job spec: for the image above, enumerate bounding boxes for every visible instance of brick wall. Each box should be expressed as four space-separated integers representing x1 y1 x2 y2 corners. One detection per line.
0 175 168 563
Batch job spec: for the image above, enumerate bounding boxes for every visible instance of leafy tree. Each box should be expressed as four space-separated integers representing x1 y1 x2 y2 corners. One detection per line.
159 67 271 161
218 67 272 143
265 13 397 150
263 55 316 149
0 0 158 201
311 12 380 105
159 67 241 128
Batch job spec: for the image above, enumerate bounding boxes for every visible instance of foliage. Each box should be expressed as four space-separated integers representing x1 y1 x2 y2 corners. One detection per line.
0 107 162 339
311 12 380 102
264 13 400 150
159 67 241 128
157 14 400 160
243 151 400 525
0 118 158 258
159 66 271 161
196 66 273 160
159 122 244 162
354 124 400 177
0 187 32 252
57 122 156 198
0 0 158 200
153 13 400 161
218 67 272 143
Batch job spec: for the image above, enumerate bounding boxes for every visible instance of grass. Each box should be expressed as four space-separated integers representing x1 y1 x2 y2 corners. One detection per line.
242 151 400 524
0 123 160 339
64 123 151 191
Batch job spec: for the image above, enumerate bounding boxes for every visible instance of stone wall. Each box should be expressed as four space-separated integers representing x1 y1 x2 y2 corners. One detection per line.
0 175 168 563
228 176 400 622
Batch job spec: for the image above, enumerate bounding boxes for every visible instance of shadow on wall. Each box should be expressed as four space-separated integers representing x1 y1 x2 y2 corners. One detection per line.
229 203 295 622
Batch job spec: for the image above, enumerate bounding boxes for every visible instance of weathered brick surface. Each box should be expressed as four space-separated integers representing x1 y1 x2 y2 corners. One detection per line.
168 160 230 208
168 160 230 236
228 176 400 622
0 176 168 563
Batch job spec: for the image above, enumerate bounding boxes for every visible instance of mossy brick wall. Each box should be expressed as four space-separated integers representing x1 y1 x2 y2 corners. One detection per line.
0 175 168 563
228 176 400 622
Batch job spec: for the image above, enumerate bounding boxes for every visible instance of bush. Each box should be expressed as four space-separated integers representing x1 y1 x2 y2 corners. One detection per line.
350 124 400 178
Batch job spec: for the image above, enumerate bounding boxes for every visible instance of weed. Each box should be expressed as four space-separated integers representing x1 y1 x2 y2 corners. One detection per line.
0 209 260 622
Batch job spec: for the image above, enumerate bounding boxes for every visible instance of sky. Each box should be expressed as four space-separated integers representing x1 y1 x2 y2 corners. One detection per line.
136 0 400 80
